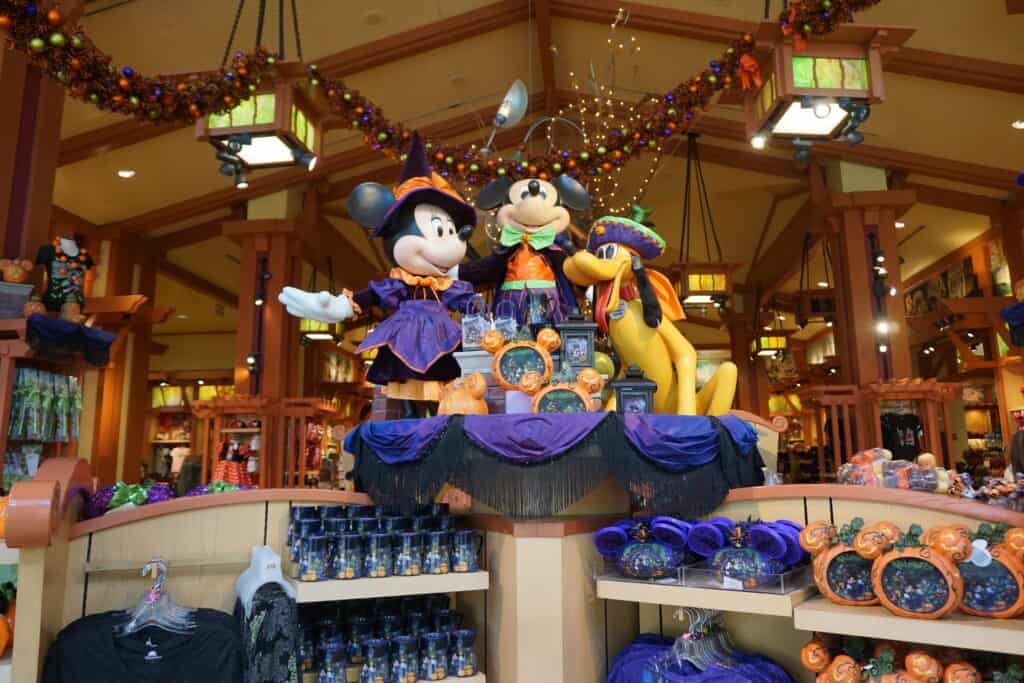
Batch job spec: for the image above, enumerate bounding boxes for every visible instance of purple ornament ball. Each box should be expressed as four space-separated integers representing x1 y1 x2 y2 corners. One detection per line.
86 485 116 519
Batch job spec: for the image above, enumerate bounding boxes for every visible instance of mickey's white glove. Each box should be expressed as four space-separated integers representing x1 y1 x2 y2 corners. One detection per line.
278 287 356 323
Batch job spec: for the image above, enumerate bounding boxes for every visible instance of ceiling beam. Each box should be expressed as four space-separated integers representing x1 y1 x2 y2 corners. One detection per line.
156 259 237 308
149 209 243 253
57 1 529 167
1010 0 1024 14
895 181 1005 216
551 0 1024 96
746 199 818 291
534 0 557 112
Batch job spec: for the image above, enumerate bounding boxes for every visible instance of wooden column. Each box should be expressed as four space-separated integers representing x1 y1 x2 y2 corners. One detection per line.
0 44 65 262
728 299 769 416
1002 204 1024 287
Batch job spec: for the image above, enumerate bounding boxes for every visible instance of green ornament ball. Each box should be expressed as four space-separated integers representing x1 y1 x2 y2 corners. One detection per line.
803 23 812 33
400 153 407 161
823 0 831 7
310 78 320 86
622 145 631 154
70 35 84 49
444 156 454 164
376 132 388 142
469 163 479 172
29 37 47 53
48 32 66 48
56 70 66 82
248 84 257 92
266 56 276 64
149 110 160 119
351 120 360 128
580 151 590 161
552 162 563 173
595 167 603 174
129 96 140 108
87 93 99 103
425 142 433 149
308 63 318 71
727 47 735 54
667 108 677 116
342 92 352 101
597 146 607 155
708 75 718 83
496 167 507 176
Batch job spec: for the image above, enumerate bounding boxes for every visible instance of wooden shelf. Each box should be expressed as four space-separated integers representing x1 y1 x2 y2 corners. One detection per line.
595 575 815 617
221 428 261 434
342 669 482 683
288 571 489 604
793 597 1024 656
151 439 191 445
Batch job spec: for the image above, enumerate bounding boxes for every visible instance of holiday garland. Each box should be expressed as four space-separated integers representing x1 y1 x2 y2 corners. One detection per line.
0 0 881 179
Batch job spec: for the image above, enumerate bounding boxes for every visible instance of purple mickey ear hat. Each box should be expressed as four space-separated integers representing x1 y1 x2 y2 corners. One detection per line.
374 131 478 236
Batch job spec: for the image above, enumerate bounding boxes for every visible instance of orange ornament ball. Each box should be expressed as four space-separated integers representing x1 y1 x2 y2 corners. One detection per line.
601 162 612 172
567 160 577 169
223 95 234 105
112 94 124 105
667 121 677 131
688 84 698 93
538 172 549 181
69 57 81 70
612 150 623 160
456 163 466 172
0 16 11 29
46 9 63 26
435 152 445 161
528 165 538 175
176 82 187 92
118 78 131 90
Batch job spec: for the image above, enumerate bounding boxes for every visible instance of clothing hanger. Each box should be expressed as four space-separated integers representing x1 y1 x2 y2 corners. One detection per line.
114 559 195 637
236 545 295 618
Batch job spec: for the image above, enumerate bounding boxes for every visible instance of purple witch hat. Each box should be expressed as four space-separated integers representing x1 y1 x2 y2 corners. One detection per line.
372 131 477 236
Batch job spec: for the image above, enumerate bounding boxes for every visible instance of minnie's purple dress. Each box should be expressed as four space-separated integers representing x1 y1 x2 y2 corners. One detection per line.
354 277 475 386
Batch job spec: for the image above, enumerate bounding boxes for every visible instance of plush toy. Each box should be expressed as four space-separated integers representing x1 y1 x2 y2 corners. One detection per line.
437 373 489 416
455 174 591 325
563 209 737 415
0 259 33 283
279 132 476 414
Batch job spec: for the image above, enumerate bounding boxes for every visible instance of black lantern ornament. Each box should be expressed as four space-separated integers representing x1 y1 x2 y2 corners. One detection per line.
612 364 658 414
556 314 598 373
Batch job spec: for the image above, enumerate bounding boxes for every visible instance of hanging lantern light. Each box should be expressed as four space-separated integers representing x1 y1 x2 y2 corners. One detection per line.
197 62 323 173
198 2 322 181
744 22 912 160
300 317 338 343
670 134 738 308
795 235 837 328
751 305 790 358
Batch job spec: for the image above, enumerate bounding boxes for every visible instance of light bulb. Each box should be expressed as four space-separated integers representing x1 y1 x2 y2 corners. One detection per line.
117 169 136 179
1013 119 1024 130
817 281 830 288
875 320 891 334
197 380 205 386
813 102 832 119
889 286 898 297
750 134 767 150
879 344 888 353
895 221 905 229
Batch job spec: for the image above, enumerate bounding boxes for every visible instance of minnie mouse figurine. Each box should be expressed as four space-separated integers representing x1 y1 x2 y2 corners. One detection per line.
454 174 591 325
279 132 476 415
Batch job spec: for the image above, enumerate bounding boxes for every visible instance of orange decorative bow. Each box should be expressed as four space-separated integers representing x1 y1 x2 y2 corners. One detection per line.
390 267 454 292
780 1 809 51
739 54 763 91
393 172 467 205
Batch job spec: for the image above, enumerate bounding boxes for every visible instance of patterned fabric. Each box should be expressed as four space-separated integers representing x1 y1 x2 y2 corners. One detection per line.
234 583 299 683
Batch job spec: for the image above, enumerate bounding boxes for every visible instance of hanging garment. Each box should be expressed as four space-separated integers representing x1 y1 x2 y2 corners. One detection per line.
881 413 924 461
42 609 242 683
234 583 299 683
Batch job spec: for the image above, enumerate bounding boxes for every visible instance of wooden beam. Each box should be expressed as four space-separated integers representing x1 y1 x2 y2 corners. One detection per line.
156 259 237 308
551 0 1024 96
749 195 780 270
897 181 1005 216
149 210 242 252
312 217 380 289
58 1 529 166
746 199 818 291
535 0 557 112
1010 0 1024 14
901 225 1001 290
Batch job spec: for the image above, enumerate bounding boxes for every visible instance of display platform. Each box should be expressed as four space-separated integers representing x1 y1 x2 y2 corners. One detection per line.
345 412 765 518
595 575 814 617
287 571 490 603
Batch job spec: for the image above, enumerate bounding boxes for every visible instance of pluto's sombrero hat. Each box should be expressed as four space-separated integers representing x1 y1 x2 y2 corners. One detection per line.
587 206 666 260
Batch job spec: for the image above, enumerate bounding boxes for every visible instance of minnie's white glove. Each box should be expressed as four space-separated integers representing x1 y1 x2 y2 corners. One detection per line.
278 287 356 323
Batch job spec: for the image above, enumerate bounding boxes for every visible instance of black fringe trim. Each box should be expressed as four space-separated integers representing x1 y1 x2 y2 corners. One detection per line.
449 414 616 518
352 414 764 519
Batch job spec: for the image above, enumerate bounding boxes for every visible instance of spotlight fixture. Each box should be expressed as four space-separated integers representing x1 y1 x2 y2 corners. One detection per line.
254 296 265 307
895 221 905 229
159 380 169 387
878 344 888 353
197 379 205 386
235 174 250 190
750 134 768 150
1013 120 1024 130
292 148 318 172
889 286 898 297
875 320 890 335
245 353 260 369
873 250 885 264
966 331 975 339
117 169 136 179
828 367 838 375
825 317 835 328
817 280 830 288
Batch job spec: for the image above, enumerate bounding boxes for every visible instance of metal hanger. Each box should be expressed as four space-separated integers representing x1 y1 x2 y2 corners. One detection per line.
113 559 196 637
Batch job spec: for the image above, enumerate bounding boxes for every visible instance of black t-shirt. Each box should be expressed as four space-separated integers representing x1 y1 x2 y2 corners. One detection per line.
881 413 923 461
42 608 243 683
35 243 95 311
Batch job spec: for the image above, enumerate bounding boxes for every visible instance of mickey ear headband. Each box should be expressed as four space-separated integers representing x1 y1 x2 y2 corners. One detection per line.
594 526 629 560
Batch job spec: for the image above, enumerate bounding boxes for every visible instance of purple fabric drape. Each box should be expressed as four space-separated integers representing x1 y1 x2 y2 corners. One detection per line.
622 414 721 470
344 416 449 464
719 414 758 455
462 412 608 464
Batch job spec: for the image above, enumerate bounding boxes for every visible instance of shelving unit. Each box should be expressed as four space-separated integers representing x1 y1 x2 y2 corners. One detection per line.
289 571 490 604
220 428 261 434
793 597 1024 655
595 576 814 618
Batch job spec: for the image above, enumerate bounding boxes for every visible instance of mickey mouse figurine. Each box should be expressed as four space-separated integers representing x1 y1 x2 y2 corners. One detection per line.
279 132 476 414
455 175 591 325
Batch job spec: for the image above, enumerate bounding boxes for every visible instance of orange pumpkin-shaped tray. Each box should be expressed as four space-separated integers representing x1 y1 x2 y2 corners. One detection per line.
491 340 555 392
957 523 1024 619
805 518 879 607
872 539 963 619
531 383 597 413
